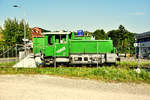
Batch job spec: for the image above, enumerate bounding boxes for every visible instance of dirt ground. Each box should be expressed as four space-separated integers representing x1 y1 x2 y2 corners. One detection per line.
0 75 150 100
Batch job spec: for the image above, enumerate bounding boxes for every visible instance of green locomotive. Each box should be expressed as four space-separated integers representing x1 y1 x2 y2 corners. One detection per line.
33 31 117 65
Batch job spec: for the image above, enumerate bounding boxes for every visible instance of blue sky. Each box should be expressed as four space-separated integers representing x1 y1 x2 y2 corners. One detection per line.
0 0 149 33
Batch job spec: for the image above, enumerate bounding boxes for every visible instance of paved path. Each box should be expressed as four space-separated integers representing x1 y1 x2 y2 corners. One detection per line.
0 58 16 63
0 75 150 100
13 54 37 68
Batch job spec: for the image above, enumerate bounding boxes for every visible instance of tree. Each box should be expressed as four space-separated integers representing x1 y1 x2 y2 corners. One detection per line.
2 18 31 45
108 25 135 53
0 26 2 32
127 32 135 54
93 29 108 40
0 26 3 41
107 29 120 48
84 31 92 36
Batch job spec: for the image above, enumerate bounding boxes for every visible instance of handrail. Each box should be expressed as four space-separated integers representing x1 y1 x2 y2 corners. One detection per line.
0 46 15 56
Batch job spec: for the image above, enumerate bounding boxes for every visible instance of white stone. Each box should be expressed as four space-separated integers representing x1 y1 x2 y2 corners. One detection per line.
13 53 37 68
136 68 141 74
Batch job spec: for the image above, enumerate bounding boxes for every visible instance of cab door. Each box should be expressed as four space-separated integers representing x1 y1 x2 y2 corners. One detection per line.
55 35 69 57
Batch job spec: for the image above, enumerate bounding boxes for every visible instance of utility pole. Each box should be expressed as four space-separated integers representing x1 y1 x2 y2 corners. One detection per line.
138 43 141 68
13 5 27 56
97 41 98 68
54 43 56 72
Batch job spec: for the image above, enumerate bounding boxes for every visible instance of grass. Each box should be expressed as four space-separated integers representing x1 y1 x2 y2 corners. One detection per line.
0 61 150 83
117 61 150 68
0 62 16 67
0 66 150 83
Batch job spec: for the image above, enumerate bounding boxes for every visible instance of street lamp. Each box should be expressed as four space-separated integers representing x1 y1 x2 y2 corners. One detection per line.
13 5 27 56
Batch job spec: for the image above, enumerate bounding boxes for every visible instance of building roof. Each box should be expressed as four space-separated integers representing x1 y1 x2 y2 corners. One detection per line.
135 31 150 39
31 27 43 38
33 27 50 32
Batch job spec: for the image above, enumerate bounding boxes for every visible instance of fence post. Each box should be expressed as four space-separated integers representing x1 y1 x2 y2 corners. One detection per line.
3 46 5 58
8 46 9 62
12 46 13 57
16 44 18 61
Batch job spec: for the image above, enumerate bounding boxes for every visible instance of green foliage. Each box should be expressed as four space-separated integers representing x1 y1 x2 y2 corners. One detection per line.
0 26 2 33
1 18 31 45
107 30 120 47
0 62 16 67
117 61 150 68
0 65 150 83
93 29 108 40
107 25 135 53
0 26 3 41
84 31 92 36
92 25 135 53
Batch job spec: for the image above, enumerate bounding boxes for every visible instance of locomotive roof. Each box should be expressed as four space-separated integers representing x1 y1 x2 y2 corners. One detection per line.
42 32 71 35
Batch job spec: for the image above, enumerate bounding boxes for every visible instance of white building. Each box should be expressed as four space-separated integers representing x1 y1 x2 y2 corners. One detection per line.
135 31 150 59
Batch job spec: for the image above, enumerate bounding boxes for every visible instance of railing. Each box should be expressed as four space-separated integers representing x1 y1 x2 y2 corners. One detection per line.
0 44 30 62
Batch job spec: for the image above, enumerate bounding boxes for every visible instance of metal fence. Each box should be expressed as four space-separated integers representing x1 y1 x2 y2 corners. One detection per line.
0 44 25 63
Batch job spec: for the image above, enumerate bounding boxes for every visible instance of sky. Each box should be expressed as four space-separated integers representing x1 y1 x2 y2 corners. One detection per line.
0 0 150 33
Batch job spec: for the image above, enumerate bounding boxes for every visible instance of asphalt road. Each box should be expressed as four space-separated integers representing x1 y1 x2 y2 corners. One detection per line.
0 75 150 100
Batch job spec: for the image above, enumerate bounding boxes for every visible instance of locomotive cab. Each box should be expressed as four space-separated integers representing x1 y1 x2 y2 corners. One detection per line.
39 32 71 64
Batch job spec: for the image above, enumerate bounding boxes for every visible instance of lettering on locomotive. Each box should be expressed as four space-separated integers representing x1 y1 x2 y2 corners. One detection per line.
56 47 66 53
